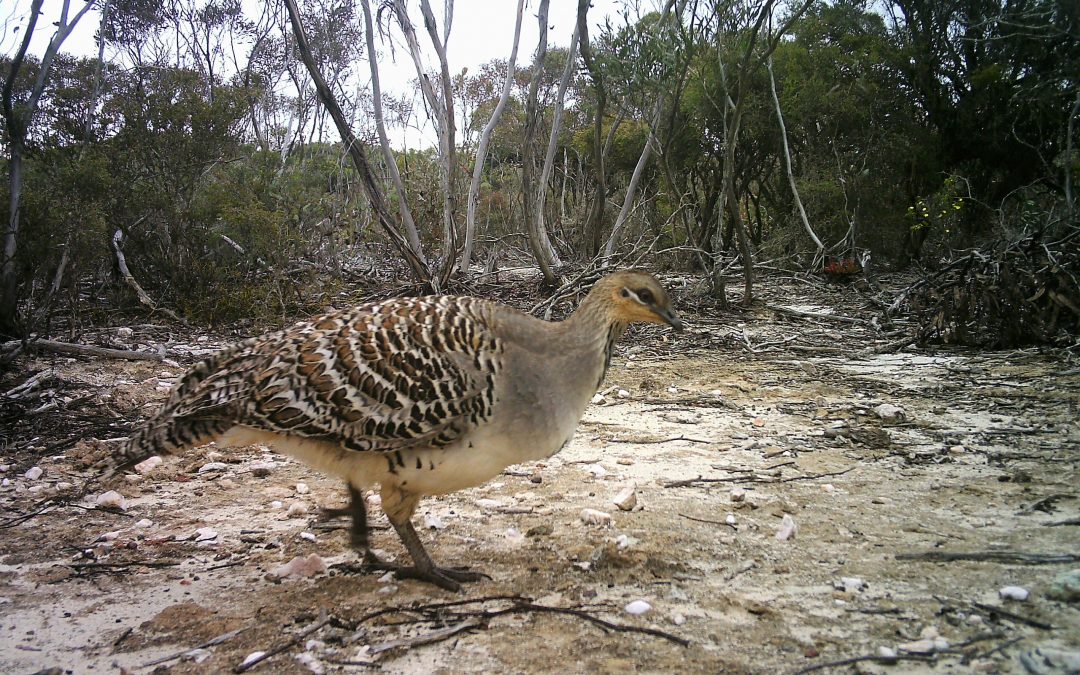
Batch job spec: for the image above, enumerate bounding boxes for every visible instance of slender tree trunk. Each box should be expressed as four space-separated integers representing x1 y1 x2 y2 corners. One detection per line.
577 0 608 258
284 0 430 285
535 24 579 268
604 101 663 258
462 0 526 272
1067 89 1079 219
767 56 823 262
521 0 556 285
361 0 426 263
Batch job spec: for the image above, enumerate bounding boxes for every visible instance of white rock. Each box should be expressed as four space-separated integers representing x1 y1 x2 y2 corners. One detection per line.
134 518 153 528
197 462 229 474
377 572 395 583
775 514 797 541
671 612 686 625
835 577 866 593
1 478 9 488
205 450 223 461
624 600 651 615
585 464 608 478
580 508 613 526
96 490 127 510
295 651 324 674
195 527 218 542
250 462 275 477
299 532 316 542
27 485 44 494
117 327 133 338
822 483 836 493
873 403 906 422
877 646 897 659
366 493 382 507
667 386 679 394
97 531 121 542
295 482 310 495
966 614 983 625
24 466 43 480
286 502 309 518
0 465 7 472
730 487 746 502
134 456 163 474
56 481 72 491
999 585 1029 601
725 514 736 526
474 498 503 510
269 553 327 579
617 389 630 398
423 513 444 529
948 444 966 454
590 393 606 405
898 639 936 655
270 500 283 509
615 534 631 549
933 637 950 651
241 652 266 668
612 485 637 511
504 528 525 546
378 584 397 594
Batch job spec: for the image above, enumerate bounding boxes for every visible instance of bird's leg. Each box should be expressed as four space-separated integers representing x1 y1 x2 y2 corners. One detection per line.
320 484 386 565
379 484 490 592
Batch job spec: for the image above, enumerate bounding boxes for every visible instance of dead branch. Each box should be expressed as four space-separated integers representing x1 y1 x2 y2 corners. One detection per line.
792 653 936 674
971 602 1054 630
139 627 247 667
767 304 871 326
2 338 163 362
678 512 736 530
369 619 484 655
112 228 186 324
896 551 1080 565
234 611 332 673
1043 517 1080 526
606 434 712 445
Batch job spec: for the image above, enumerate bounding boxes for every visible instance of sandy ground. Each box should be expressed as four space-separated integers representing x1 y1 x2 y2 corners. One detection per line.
2 281 1079 674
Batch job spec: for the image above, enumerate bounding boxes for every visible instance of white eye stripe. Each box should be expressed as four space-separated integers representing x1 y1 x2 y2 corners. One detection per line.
623 288 648 305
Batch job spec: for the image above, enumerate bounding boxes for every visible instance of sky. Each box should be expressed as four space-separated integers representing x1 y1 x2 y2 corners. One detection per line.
3 0 629 147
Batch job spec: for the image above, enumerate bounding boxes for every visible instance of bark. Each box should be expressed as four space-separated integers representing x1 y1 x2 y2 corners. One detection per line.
1067 89 1079 219
534 21 580 269
361 0 426 262
462 0 526 272
2 338 165 362
577 0 608 258
767 56 823 262
603 101 663 258
520 0 556 285
1 0 94 336
284 0 431 285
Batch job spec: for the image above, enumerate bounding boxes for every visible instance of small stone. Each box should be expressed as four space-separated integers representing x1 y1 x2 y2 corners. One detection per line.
590 393 606 404
822 483 836 493
134 456 162 474
194 527 218 542
526 524 553 537
97 531 121 542
286 502 309 518
873 403 906 423
898 639 936 655
615 534 631 549
835 577 866 593
624 600 651 615
96 490 127 510
250 462 275 477
585 464 608 478
966 614 983 625
299 532 316 542
615 458 634 465
270 500 283 509
295 651 324 674
269 553 326 579
117 327 133 338
198 462 229 474
241 652 266 668
763 447 786 458
725 514 736 526
948 444 966 454
999 585 1029 601
580 508 613 526
134 518 153 528
612 485 637 511
504 528 525 546
295 483 310 495
529 472 542 483
377 572 395 583
27 485 44 494
24 466 43 480
671 612 686 625
423 513 444 530
474 498 503 510
617 389 630 398
877 646 897 660
730 487 746 502
775 513 797 541
667 386 679 394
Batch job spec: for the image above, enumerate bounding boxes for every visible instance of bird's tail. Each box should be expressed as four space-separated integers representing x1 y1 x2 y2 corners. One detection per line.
99 345 253 477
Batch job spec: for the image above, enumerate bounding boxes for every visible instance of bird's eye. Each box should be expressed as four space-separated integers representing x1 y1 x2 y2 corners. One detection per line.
636 288 654 304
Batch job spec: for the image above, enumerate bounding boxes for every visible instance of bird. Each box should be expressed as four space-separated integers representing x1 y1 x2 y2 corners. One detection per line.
103 269 683 590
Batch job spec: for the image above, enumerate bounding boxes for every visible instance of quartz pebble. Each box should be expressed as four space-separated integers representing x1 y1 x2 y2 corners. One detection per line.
835 577 867 593
269 553 326 579
873 403 906 423
194 527 218 542
585 464 608 478
134 518 153 528
775 513 797 541
134 456 162 474
295 483 310 495
250 462 275 477
730 487 746 502
617 389 630 398
624 600 651 615
96 490 127 510
423 513 444 530
590 393 606 405
612 485 637 511
286 502 309 518
241 652 266 668
725 514 736 526
24 466 43 480
877 646 897 659
580 508 613 526
999 585 1030 601
299 532 316 542
671 613 686 625
198 462 229 474
117 327 133 338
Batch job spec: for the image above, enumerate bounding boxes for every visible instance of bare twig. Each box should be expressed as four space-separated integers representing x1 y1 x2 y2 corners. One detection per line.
971 602 1053 630
896 551 1080 565
368 619 484 654
140 627 247 667
234 610 332 672
792 653 935 674
678 513 736 530
1 338 163 361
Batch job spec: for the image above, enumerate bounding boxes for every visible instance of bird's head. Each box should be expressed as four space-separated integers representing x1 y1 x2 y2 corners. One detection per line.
592 270 684 331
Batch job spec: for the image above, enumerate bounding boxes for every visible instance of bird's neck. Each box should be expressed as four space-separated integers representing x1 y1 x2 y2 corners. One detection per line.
561 294 628 385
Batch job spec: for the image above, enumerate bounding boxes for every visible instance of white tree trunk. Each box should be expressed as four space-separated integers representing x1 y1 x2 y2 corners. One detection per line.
361 0 426 263
533 25 579 268
767 56 823 258
604 100 662 259
461 0 526 272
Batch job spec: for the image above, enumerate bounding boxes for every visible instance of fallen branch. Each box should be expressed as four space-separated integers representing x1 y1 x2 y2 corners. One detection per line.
368 619 483 655
234 611 333 673
792 653 936 674
971 601 1053 630
678 513 736 530
1043 517 1080 527
767 304 870 326
896 551 1080 565
140 627 247 667
2 338 163 362
112 227 186 324
606 434 712 445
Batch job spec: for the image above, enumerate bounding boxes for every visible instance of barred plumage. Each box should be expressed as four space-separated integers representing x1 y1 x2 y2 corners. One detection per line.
106 270 683 590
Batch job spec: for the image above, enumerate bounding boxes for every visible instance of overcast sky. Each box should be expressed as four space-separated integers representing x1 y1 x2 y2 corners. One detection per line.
3 0 628 146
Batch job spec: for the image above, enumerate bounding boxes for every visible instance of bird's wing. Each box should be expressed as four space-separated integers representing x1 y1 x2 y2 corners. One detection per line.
239 296 502 453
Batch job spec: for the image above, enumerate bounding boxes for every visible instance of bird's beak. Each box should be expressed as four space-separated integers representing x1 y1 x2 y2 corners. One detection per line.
656 308 685 332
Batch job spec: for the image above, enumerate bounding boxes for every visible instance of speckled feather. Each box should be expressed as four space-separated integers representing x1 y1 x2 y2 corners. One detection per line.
115 295 504 471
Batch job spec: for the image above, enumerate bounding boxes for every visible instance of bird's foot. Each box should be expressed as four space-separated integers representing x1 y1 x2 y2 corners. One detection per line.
351 556 489 591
